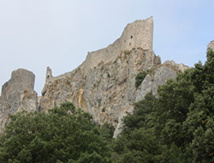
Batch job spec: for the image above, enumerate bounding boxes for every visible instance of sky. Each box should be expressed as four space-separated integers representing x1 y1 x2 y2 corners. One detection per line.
0 0 213 95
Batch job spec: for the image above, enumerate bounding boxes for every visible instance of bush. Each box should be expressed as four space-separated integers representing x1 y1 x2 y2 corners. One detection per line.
0 102 112 162
113 49 214 162
135 71 147 88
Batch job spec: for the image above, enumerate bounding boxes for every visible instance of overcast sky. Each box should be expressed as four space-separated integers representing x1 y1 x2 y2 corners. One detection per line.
0 0 213 95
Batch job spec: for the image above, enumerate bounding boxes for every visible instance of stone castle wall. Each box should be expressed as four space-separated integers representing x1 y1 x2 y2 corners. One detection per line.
81 17 153 71
42 17 154 86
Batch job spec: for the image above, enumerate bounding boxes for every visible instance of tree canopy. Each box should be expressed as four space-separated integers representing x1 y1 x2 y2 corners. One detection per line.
1 49 214 162
0 102 113 163
113 49 214 163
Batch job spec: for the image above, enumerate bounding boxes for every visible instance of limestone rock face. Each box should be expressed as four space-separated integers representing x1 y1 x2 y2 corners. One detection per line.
40 48 160 125
0 17 190 136
39 17 188 136
17 89 38 113
135 61 188 102
0 69 37 131
0 112 10 133
114 61 188 138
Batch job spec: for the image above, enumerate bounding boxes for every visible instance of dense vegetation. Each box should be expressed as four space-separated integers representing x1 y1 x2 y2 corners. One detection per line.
113 49 214 162
0 49 214 162
0 103 113 162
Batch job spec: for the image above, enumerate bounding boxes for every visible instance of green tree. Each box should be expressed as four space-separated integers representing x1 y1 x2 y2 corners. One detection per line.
135 71 148 88
112 93 165 163
113 49 214 162
0 102 112 163
184 49 214 162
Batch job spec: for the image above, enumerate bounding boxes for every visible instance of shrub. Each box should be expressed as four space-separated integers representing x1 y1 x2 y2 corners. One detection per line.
135 71 147 88
0 102 112 162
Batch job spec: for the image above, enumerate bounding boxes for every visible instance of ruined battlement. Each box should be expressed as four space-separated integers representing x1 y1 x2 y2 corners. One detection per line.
43 17 154 84
81 17 153 71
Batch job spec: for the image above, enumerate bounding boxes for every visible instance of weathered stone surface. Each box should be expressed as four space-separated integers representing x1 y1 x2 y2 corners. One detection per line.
135 61 188 102
39 17 188 137
40 48 160 123
0 69 37 131
114 62 188 138
17 89 38 113
39 17 156 116
113 106 134 138
1 69 35 97
0 17 191 136
80 17 154 71
0 112 10 132
0 69 35 112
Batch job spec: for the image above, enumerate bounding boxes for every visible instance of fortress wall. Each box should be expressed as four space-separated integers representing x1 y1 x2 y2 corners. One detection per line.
44 17 153 84
81 17 153 71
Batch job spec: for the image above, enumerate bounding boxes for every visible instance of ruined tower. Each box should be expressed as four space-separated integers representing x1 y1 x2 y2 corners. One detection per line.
81 17 154 71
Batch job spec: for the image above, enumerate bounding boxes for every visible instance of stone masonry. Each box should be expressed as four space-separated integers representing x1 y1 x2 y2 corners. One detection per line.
81 17 153 72
0 69 37 131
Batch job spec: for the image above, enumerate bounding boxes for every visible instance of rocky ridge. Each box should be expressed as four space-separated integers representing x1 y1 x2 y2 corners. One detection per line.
0 17 190 135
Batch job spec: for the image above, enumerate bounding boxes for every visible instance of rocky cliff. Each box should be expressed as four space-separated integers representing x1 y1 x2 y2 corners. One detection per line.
0 69 38 131
0 17 189 135
38 17 188 136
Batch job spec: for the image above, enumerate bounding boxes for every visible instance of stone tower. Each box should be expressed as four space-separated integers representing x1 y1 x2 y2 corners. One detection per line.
1 69 35 99
0 69 37 131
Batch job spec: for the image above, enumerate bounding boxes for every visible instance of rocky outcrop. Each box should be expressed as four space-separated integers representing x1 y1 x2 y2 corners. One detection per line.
39 17 188 136
113 61 188 137
0 17 191 136
0 69 38 131
135 61 188 102
40 48 161 124
40 17 157 124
